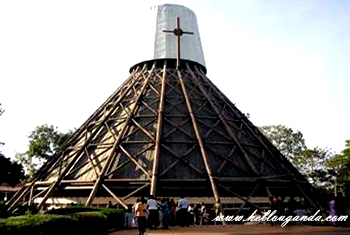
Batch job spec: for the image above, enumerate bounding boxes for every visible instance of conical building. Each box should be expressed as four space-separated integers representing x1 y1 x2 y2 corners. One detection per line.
8 4 320 212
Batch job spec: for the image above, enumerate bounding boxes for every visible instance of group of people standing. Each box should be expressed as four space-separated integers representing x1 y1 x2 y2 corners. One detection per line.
133 196 212 235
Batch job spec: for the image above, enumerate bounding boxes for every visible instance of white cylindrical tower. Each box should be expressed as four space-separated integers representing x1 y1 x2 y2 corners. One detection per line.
140 4 206 68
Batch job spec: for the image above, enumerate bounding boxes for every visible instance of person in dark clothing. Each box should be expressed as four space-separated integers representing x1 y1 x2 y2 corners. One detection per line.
161 198 171 229
177 196 189 227
147 195 159 229
194 204 201 225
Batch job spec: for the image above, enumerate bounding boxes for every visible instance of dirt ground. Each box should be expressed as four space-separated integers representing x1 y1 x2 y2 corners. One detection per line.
108 225 350 235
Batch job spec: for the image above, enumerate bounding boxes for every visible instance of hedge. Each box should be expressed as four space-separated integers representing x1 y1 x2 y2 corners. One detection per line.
98 208 125 229
0 214 79 235
72 211 107 235
46 206 125 230
0 206 126 235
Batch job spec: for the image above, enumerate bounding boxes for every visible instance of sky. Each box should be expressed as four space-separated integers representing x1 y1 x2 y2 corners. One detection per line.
0 0 349 160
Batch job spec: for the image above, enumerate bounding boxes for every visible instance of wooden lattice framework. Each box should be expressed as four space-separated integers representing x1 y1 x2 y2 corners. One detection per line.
7 59 320 212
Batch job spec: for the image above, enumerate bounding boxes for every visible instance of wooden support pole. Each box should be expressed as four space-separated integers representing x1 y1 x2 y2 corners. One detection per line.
28 186 34 207
31 187 50 201
150 62 167 196
193 66 287 174
85 63 156 206
36 65 148 211
177 68 220 203
119 146 150 178
187 63 259 175
6 186 30 212
31 67 142 184
5 186 25 208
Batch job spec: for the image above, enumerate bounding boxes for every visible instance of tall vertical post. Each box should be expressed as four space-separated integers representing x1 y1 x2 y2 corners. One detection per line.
150 62 167 196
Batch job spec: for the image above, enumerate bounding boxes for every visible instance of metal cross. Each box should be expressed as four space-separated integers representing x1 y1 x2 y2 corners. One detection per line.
163 17 194 69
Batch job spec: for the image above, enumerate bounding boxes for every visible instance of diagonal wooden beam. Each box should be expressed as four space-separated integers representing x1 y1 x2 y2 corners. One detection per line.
177 68 220 203
102 184 128 209
217 145 237 173
188 63 259 176
36 66 149 211
194 65 292 174
119 146 150 178
85 63 156 206
123 183 150 201
123 118 156 140
106 143 154 177
234 183 260 216
131 119 155 140
217 182 261 210
163 118 193 139
159 145 201 176
150 62 167 196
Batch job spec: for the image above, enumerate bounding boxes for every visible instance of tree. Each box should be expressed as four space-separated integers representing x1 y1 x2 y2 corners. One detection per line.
0 153 25 186
327 140 350 194
15 124 73 179
259 125 336 189
299 147 334 188
259 125 307 168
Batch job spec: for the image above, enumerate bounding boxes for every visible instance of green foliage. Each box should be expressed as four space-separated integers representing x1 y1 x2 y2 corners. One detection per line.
259 125 338 190
327 140 350 194
259 125 307 168
72 211 107 235
0 214 79 235
15 124 74 178
46 205 125 230
98 208 125 229
0 153 25 186
299 147 334 187
0 207 124 235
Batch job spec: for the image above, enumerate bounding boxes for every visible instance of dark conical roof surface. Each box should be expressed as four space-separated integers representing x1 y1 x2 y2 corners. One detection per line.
5 59 321 212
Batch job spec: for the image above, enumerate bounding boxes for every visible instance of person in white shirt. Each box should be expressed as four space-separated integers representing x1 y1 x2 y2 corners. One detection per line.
147 195 159 229
177 196 189 227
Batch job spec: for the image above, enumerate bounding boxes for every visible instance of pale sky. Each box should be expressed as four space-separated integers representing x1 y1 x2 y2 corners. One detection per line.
0 0 349 160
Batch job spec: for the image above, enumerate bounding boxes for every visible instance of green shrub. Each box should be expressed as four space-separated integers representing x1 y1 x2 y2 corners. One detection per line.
98 208 125 229
72 211 107 235
0 214 78 235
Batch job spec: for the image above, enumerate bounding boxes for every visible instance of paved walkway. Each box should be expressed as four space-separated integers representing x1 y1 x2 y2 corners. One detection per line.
109 225 350 235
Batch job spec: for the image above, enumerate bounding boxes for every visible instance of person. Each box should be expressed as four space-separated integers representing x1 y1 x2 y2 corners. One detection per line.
328 197 337 226
188 204 194 225
200 202 206 225
135 198 147 235
147 195 159 229
194 204 201 225
178 196 189 227
202 209 209 225
161 198 171 229
170 198 177 226
106 201 113 208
